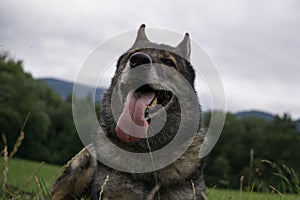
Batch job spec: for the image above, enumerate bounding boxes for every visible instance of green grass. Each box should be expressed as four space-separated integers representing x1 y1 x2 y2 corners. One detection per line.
207 188 299 200
1 158 299 199
0 158 62 193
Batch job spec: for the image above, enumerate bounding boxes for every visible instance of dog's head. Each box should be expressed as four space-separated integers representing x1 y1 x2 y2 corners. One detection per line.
100 24 199 151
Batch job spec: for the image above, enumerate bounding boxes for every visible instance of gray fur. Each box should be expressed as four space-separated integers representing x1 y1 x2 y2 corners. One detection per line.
52 24 207 200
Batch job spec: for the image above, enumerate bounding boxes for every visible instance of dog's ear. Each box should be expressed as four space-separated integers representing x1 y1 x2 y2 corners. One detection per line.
132 24 149 47
176 33 191 61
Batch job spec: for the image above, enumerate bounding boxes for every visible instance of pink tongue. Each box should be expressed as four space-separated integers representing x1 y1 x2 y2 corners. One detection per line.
116 90 155 142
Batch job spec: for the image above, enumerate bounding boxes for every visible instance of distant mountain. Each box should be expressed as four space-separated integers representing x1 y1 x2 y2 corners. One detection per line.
39 78 105 101
235 110 275 121
236 110 300 132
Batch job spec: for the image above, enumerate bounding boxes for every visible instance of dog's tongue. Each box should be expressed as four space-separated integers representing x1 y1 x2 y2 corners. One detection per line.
116 90 155 142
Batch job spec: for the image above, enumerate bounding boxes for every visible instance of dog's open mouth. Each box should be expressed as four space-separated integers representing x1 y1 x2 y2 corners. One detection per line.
115 85 173 143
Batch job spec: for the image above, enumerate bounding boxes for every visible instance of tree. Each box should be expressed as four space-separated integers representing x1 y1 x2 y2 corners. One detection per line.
205 111 300 192
0 52 83 164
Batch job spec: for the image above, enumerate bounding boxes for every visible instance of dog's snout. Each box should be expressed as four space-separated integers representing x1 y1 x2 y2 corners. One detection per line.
129 52 152 68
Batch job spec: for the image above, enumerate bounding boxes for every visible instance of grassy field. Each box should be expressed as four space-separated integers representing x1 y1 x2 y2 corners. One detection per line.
207 188 299 200
0 158 63 192
1 158 299 199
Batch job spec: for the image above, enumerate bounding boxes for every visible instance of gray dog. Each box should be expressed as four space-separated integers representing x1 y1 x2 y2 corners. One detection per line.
52 24 207 200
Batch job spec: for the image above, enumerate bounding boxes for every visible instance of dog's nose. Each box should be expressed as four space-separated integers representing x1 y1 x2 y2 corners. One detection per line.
129 52 152 68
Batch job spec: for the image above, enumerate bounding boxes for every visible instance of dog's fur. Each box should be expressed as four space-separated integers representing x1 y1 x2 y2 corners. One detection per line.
52 24 207 200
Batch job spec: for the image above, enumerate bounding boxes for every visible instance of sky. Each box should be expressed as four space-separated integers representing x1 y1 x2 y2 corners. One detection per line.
1 0 300 119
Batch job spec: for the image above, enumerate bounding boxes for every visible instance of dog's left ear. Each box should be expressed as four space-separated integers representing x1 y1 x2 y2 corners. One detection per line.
176 33 191 61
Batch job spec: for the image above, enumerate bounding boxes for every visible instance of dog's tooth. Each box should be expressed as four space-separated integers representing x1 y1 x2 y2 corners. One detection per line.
150 97 157 107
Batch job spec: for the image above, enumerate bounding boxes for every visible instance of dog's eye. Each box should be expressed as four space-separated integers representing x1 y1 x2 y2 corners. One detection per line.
161 58 175 67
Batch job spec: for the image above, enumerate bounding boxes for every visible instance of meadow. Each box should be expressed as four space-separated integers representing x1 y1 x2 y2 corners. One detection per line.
1 158 299 199
0 158 62 192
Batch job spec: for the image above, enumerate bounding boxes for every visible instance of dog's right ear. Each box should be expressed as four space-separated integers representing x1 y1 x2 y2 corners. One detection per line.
132 24 149 48
176 33 191 61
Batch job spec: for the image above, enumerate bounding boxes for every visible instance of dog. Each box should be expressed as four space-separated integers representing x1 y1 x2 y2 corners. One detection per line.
52 24 206 200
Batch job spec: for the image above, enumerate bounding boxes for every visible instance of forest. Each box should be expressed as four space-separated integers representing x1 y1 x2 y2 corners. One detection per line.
1 52 299 193
0 52 84 164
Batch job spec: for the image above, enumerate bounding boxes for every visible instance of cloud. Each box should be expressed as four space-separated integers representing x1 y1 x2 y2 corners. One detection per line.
0 0 299 118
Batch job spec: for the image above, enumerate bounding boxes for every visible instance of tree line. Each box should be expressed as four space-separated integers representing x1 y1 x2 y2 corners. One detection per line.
0 52 84 164
204 112 300 192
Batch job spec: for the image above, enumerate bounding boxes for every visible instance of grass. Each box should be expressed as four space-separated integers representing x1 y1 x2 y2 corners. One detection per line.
207 188 299 200
0 158 62 192
205 150 300 200
0 158 299 199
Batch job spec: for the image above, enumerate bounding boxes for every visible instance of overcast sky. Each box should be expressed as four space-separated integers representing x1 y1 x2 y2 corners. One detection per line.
1 0 300 119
